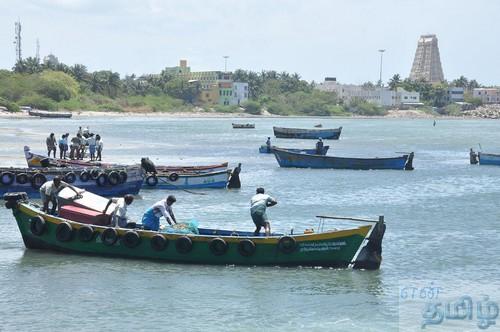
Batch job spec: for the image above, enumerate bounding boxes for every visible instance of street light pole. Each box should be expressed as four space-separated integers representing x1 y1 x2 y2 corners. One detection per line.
223 55 229 72
378 49 385 87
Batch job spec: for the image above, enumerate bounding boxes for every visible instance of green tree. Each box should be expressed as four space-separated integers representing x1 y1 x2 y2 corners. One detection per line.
388 74 401 90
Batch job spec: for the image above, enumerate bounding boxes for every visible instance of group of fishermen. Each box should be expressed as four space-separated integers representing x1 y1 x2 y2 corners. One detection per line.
40 176 278 236
265 136 324 154
45 126 103 161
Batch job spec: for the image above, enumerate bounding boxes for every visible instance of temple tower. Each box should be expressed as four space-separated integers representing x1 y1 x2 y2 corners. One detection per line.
409 34 444 83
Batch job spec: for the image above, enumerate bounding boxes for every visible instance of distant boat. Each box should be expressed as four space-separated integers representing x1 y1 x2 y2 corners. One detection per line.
28 109 72 118
476 152 500 166
272 148 414 170
232 123 255 129
259 145 329 155
314 124 323 128
273 126 342 139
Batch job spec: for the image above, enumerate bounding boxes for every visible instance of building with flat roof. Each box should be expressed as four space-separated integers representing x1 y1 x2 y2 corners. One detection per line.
473 88 500 104
409 34 444 83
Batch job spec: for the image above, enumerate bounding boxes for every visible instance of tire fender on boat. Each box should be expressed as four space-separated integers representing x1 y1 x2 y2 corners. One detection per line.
30 216 46 236
15 173 29 185
64 172 76 184
168 173 179 182
90 169 100 180
31 173 47 189
145 175 158 187
79 171 90 182
56 222 73 242
0 171 15 186
122 231 141 248
175 236 193 254
151 234 168 251
209 237 228 256
107 171 120 186
278 236 297 254
78 225 95 242
101 228 118 246
118 170 128 184
96 173 108 187
238 239 256 257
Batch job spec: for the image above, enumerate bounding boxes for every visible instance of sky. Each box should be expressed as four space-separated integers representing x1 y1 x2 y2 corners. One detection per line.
0 0 499 85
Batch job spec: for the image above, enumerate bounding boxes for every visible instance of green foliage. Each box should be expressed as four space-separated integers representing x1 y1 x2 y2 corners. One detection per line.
0 97 20 112
347 98 387 116
464 95 483 106
19 94 57 110
241 100 261 115
443 104 462 116
213 104 240 113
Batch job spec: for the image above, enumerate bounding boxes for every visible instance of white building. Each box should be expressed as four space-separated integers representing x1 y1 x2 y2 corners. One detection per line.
231 82 249 105
473 88 500 104
447 87 464 102
316 78 420 107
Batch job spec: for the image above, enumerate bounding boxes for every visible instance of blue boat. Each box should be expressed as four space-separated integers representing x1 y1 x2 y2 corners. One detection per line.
259 145 330 155
0 166 144 198
477 152 500 166
142 170 232 190
273 126 342 139
272 148 414 170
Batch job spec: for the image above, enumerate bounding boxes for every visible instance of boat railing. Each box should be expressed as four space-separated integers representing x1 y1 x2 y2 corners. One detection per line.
315 215 383 232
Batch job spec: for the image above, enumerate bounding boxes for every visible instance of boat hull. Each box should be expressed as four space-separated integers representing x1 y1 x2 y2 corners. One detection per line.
478 152 500 166
259 145 329 155
5 201 384 269
143 170 230 189
0 167 143 197
272 148 412 170
273 126 342 139
28 110 72 118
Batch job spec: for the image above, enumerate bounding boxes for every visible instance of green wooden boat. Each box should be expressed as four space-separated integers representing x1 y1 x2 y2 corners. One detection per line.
3 192 386 269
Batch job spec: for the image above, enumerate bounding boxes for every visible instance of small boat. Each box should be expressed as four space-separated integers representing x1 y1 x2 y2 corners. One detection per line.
28 109 72 118
24 146 228 173
0 166 143 198
314 124 323 128
259 145 330 155
471 150 500 166
273 126 342 139
232 123 255 129
272 148 414 170
143 169 234 189
3 191 386 269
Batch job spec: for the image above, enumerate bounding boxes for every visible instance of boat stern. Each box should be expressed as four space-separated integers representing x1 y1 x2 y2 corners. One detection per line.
352 216 386 270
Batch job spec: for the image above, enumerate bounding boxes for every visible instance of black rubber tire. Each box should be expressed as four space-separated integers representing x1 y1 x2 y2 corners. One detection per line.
175 236 193 254
64 172 76 184
107 171 120 186
96 173 107 187
31 173 47 189
122 231 141 248
0 172 15 186
151 234 168 251
209 238 228 256
78 225 95 242
238 239 256 257
168 173 179 182
79 171 90 182
4 200 17 209
30 216 46 236
90 169 100 180
118 170 128 184
101 228 118 246
55 222 73 242
278 236 297 254
15 173 29 185
145 175 158 187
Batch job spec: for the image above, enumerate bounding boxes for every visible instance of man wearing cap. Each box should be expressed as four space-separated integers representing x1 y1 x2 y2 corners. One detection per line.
141 195 177 231
250 187 277 236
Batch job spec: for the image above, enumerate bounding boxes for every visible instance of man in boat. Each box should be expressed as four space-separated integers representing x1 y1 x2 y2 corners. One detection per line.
39 176 80 215
46 133 57 158
227 163 241 189
141 157 157 174
250 187 277 236
110 194 134 228
470 148 479 165
315 138 324 154
70 134 80 160
87 133 96 161
266 137 271 152
141 195 177 231
96 134 103 161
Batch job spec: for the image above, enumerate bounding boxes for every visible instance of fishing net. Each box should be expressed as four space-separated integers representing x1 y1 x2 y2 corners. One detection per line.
161 219 199 235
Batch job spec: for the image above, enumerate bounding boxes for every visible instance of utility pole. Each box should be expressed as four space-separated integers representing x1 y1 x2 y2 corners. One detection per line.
223 55 229 72
36 38 40 61
378 49 385 87
14 20 22 62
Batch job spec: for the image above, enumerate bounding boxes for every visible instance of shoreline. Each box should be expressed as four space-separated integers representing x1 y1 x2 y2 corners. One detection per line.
0 109 493 120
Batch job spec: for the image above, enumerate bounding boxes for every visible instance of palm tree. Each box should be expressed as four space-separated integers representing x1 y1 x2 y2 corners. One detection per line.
388 74 401 90
70 64 89 82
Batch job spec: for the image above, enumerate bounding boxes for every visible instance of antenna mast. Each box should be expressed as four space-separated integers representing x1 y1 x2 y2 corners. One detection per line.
14 20 22 62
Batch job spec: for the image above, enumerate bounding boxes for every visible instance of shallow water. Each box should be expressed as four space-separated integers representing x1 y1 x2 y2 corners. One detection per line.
0 116 499 331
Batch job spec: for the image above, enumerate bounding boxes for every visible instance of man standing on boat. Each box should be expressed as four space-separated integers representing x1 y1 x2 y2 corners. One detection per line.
39 176 80 215
266 137 272 152
96 134 103 161
315 138 324 155
46 133 57 158
250 187 277 236
141 195 177 231
87 133 96 161
110 194 134 228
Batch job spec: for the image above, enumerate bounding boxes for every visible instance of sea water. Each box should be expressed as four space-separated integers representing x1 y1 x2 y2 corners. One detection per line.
0 116 499 331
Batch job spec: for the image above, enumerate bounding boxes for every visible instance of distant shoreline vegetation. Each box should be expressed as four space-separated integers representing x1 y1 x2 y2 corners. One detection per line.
0 57 485 117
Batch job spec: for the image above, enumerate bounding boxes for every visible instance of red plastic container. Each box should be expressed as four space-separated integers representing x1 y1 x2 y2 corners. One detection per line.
59 205 110 226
